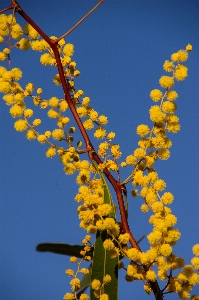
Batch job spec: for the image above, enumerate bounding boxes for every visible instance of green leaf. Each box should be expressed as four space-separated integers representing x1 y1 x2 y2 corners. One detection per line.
36 243 93 258
90 160 118 300
90 230 118 300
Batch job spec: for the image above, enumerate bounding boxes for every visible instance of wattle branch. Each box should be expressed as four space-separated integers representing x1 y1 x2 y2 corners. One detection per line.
2 1 163 298
12 0 141 250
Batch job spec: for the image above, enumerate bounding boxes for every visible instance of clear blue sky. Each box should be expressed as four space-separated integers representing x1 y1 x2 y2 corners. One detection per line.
0 0 199 299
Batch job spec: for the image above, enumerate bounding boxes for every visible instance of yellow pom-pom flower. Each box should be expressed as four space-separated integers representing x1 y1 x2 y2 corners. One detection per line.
166 90 178 101
46 147 56 158
32 118 41 126
94 127 106 139
9 104 23 118
171 50 188 62
136 124 150 137
14 119 28 132
192 244 199 256
159 76 174 89
24 109 33 118
186 44 192 51
26 129 36 140
37 134 46 144
150 89 163 102
163 60 174 72
146 270 156 281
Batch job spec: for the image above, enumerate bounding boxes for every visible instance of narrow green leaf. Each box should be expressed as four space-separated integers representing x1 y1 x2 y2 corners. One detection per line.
90 230 118 300
36 243 93 258
90 160 118 300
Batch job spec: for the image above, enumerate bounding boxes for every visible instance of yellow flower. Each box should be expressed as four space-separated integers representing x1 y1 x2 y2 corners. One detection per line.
146 270 156 281
166 90 178 101
186 44 192 51
24 109 33 118
45 131 51 138
192 244 199 256
74 70 80 77
63 293 74 300
26 83 34 93
49 97 59 107
14 119 27 131
171 50 188 62
191 257 199 269
140 204 149 212
37 134 46 144
69 61 76 68
98 115 108 125
76 170 90 185
174 64 188 81
94 127 106 139
0 52 6 61
3 48 10 55
90 110 98 121
79 294 89 300
46 148 56 158
158 149 170 160
24 23 39 39
153 179 166 191
69 256 78 263
32 118 41 126
144 285 152 295
52 129 64 140
65 269 74 276
160 244 172 256
161 192 174 205
133 148 146 159
147 230 162 244
82 97 90 106
107 132 116 140
63 43 74 56
59 100 68 112
70 278 80 291
163 60 174 72
17 38 31 50
77 106 87 117
136 124 150 137
159 76 174 89
91 279 101 290
118 233 130 244
47 108 59 118
9 104 23 118
103 239 115 250
36 88 42 94
162 101 176 113
127 248 140 260
11 23 23 39
151 202 164 213
26 129 36 140
83 119 94 130
99 294 109 300
103 274 111 283
149 106 166 122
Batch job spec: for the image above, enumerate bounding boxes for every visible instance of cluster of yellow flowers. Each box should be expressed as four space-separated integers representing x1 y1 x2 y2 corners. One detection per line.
64 235 91 300
0 13 109 181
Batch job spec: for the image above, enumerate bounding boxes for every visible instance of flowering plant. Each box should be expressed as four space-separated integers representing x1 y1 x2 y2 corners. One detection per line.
0 1 198 300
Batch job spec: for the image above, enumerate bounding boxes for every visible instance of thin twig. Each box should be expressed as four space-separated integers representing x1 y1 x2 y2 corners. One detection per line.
56 0 104 42
0 4 13 14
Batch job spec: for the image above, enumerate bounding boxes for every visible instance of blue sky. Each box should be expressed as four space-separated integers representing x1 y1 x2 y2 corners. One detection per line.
0 0 199 299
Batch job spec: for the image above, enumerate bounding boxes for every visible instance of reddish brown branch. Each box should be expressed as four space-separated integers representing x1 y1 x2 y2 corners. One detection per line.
13 0 140 250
